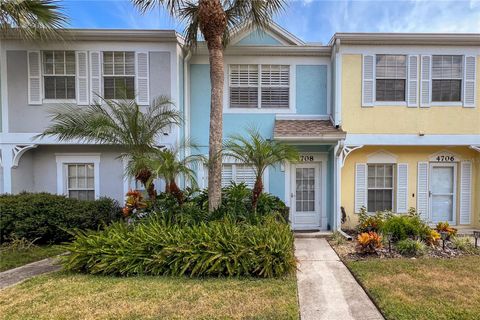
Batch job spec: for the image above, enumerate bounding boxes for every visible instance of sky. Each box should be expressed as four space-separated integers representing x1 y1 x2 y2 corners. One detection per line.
63 0 480 44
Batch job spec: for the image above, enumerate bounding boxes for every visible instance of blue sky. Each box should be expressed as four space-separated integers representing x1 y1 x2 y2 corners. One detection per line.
63 0 480 44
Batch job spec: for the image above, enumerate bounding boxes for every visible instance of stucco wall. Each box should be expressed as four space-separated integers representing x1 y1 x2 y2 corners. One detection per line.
6 50 172 133
341 54 480 134
11 145 125 201
341 146 480 229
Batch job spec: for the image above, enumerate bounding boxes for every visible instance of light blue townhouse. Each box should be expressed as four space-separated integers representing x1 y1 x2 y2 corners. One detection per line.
184 24 345 230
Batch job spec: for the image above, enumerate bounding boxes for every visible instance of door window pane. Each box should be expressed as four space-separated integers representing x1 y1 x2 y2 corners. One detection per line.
296 167 315 212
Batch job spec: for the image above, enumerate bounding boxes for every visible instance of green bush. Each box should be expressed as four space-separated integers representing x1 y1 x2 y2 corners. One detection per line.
0 193 122 244
380 213 430 242
451 237 478 254
357 207 388 233
62 215 296 278
396 239 427 256
153 183 288 225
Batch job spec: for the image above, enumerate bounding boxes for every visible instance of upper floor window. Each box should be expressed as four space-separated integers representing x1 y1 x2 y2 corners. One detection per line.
229 64 290 109
103 51 135 99
375 55 406 102
43 51 76 100
432 55 462 102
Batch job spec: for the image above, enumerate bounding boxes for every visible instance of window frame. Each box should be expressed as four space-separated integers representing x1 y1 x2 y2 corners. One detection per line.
56 154 100 200
374 54 407 104
42 50 76 102
66 163 96 200
367 163 395 213
227 63 294 113
102 51 136 100
431 55 463 104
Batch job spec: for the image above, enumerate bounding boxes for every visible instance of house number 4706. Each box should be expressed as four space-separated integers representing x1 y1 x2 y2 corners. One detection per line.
436 155 455 162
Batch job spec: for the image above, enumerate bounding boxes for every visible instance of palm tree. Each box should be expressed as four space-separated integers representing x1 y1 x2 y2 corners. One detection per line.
132 0 287 211
224 127 298 210
147 146 205 204
38 97 181 200
0 0 67 39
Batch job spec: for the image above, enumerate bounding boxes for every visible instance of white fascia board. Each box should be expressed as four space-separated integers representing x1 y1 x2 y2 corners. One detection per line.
345 134 480 146
275 114 331 120
275 135 346 142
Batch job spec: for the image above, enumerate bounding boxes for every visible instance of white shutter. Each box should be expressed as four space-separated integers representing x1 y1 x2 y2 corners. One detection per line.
89 51 101 104
463 55 476 108
420 55 431 107
407 55 419 107
221 165 233 187
417 162 429 220
27 51 42 105
76 51 89 105
362 55 375 107
459 161 472 224
136 51 150 105
355 163 367 212
396 163 408 213
236 165 256 188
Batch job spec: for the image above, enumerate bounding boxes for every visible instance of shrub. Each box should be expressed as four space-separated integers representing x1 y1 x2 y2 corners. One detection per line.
396 239 427 256
356 232 382 253
357 207 387 233
330 231 346 245
381 213 430 242
62 215 296 278
0 193 122 244
451 237 478 254
436 222 458 239
424 229 441 246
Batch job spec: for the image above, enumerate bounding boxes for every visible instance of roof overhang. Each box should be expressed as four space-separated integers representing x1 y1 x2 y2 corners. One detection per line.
329 33 480 46
1 29 183 43
191 44 331 56
273 119 346 142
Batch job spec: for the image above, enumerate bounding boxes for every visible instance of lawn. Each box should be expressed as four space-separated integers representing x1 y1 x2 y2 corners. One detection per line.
0 245 65 272
348 256 480 320
0 272 299 320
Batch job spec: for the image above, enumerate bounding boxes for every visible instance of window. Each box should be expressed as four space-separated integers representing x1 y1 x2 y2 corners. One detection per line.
66 163 95 200
103 51 135 99
43 51 76 100
229 64 290 109
432 55 462 102
375 55 406 102
367 164 394 212
222 164 256 188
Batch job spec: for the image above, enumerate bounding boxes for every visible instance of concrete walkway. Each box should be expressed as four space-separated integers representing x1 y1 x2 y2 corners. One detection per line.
0 257 61 290
295 238 384 320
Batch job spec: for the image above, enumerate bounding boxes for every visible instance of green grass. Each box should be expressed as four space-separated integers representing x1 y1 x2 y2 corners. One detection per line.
0 246 65 272
348 256 480 320
0 273 299 320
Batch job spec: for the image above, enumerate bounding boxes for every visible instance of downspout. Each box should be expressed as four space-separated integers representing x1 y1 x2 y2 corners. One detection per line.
334 140 345 230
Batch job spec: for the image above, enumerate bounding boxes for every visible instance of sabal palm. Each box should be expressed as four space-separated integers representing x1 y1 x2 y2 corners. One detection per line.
39 97 181 199
224 127 298 210
0 0 67 39
147 146 205 204
132 0 287 211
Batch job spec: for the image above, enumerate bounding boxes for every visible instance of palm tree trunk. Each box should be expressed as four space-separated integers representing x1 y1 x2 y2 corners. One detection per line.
198 0 226 212
135 168 156 201
166 180 184 205
252 175 264 212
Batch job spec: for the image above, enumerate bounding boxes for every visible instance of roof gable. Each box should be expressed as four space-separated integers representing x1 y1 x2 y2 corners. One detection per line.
230 22 305 46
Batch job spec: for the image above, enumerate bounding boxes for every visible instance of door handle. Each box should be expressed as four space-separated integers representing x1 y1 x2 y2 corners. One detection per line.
291 193 295 198
429 191 432 197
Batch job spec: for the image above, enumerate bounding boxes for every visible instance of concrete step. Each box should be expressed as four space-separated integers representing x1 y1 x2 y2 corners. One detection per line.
294 231 333 239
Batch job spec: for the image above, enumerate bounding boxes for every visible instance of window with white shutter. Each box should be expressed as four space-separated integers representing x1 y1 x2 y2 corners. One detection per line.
76 51 88 105
431 55 463 102
229 64 289 109
222 164 256 188
136 51 149 105
420 55 431 107
367 164 394 212
28 51 42 105
459 161 472 224
355 163 367 212
375 55 406 102
417 162 429 220
42 51 76 100
407 55 419 107
362 55 374 107
103 51 135 99
396 163 408 213
90 51 101 104
463 56 476 108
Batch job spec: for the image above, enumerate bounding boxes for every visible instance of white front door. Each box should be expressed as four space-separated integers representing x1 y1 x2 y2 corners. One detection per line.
429 163 457 224
291 163 321 230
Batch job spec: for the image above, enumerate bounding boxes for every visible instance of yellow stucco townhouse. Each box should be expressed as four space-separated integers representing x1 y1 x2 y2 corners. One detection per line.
330 33 480 230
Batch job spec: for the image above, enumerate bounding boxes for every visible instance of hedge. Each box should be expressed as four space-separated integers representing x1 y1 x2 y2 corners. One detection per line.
0 193 122 244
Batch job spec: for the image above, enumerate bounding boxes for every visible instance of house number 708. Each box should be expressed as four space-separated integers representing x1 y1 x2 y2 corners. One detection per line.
300 156 314 162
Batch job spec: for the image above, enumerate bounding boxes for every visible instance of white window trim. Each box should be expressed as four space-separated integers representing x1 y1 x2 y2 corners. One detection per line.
55 154 100 199
42 50 76 102
225 63 296 113
366 163 396 213
375 54 408 104
431 55 464 104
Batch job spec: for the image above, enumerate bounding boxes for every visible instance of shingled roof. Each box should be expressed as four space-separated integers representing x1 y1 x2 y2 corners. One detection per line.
273 120 346 140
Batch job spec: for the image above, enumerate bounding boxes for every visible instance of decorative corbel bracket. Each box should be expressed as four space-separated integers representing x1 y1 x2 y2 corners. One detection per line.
340 145 364 167
12 144 38 168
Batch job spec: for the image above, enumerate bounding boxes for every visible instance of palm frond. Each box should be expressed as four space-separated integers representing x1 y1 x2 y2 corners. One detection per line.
0 0 67 40
131 0 184 15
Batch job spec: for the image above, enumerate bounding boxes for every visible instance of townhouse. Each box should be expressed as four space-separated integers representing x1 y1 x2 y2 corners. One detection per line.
1 24 479 231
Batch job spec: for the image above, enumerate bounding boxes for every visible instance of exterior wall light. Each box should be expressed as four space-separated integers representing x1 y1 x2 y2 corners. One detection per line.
473 231 480 248
440 231 448 251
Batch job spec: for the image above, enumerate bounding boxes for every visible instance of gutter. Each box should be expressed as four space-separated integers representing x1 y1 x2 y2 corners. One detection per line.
275 134 347 142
